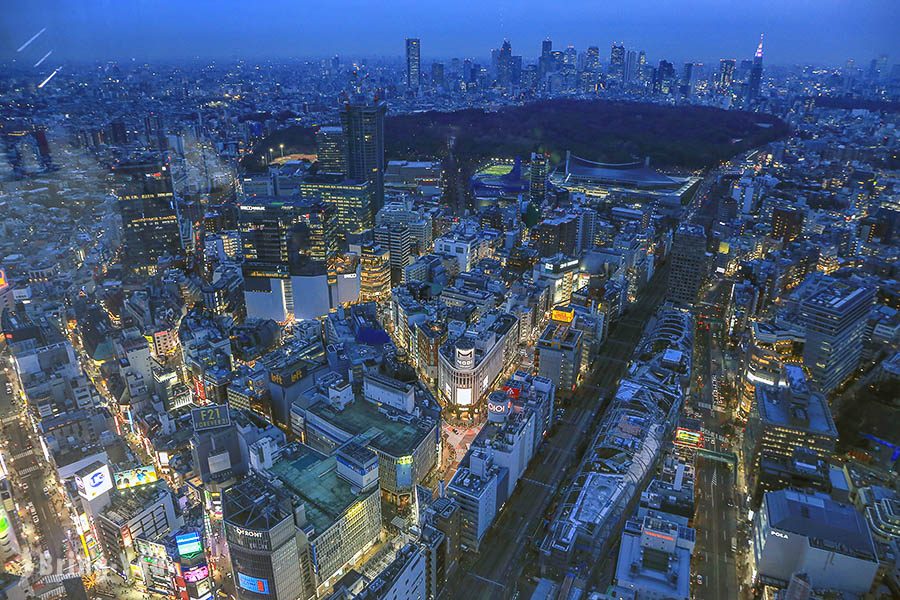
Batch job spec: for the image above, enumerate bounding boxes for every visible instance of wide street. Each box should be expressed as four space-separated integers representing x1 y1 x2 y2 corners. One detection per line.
444 259 672 600
689 303 741 600
0 361 78 578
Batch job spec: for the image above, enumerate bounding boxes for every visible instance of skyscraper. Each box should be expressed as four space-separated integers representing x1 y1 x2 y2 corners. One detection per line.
540 38 553 77
315 126 346 176
666 224 707 306
718 59 736 94
114 158 182 276
431 61 445 88
341 98 386 211
656 60 676 94
624 50 638 83
799 280 875 393
374 223 412 285
405 38 421 90
497 39 513 87
529 152 549 205
748 34 764 102
609 43 626 85
584 46 600 72
239 197 338 321
359 243 391 302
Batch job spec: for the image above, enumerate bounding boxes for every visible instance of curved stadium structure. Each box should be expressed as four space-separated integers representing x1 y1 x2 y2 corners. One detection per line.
551 151 700 207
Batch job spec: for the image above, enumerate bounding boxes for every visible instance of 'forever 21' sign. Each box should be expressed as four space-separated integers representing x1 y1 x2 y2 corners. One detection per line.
192 404 232 431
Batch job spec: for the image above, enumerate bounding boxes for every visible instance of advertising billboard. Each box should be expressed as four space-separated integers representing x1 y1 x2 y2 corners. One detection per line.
674 427 704 449
76 464 113 500
182 563 209 583
176 530 203 558
114 465 158 490
191 404 231 431
237 572 270 595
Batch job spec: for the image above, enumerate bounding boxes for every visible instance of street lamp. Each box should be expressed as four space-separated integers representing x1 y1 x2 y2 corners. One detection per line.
279 143 284 157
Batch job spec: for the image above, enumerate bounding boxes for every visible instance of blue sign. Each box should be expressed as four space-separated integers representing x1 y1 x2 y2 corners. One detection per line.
175 531 203 558
238 572 270 595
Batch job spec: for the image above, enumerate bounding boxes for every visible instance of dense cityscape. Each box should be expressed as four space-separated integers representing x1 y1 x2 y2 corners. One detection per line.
0 7 899 600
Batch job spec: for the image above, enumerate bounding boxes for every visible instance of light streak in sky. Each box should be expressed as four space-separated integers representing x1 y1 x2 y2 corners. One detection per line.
38 68 60 89
17 28 46 52
34 50 53 68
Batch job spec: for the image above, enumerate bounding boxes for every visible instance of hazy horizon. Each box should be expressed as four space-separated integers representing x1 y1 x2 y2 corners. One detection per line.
1 0 898 67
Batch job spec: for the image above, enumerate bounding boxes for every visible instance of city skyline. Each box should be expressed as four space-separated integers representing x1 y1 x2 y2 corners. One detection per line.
1 0 898 65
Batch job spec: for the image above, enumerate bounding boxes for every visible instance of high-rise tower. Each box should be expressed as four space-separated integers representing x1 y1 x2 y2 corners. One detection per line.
406 38 421 90
114 158 182 276
340 98 386 210
748 34 764 102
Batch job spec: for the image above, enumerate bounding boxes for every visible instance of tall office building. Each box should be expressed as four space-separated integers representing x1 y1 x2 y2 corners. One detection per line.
656 60 676 95
529 152 549 205
609 43 626 84
540 38 553 77
666 224 707 306
359 243 391 302
771 206 804 243
114 158 182 276
431 61 445 88
680 62 695 96
497 39 513 87
624 50 638 82
341 98 387 211
315 126 346 176
406 38 421 90
584 46 600 72
299 177 373 239
374 223 412 286
748 34 764 102
718 59 736 94
223 477 307 600
799 280 875 393
239 197 338 321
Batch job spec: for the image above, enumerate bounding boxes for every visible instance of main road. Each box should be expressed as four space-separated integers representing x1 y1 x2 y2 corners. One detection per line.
689 297 741 600
444 260 672 600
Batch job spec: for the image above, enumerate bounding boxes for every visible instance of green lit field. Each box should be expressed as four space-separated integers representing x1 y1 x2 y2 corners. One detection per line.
477 163 514 176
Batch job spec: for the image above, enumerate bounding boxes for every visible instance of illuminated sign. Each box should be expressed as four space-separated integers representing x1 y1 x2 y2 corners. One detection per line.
645 530 675 542
488 400 510 413
191 404 231 431
0 268 6 288
182 564 209 583
771 530 788 539
238 573 270 595
0 509 9 535
551 308 575 323
114 465 158 490
674 428 704 449
76 464 114 500
230 526 265 539
176 531 203 558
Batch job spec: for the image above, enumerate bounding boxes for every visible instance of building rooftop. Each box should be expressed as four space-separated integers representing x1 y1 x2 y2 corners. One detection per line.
764 490 877 561
307 394 435 457
268 444 372 534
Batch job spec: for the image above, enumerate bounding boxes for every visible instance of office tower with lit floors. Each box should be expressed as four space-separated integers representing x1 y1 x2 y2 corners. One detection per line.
223 476 307 600
666 224 707 306
359 243 391 302
748 34 764 102
114 158 183 276
799 280 875 394
718 58 736 94
315 126 347 176
341 98 387 211
406 37 421 91
239 197 338 322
